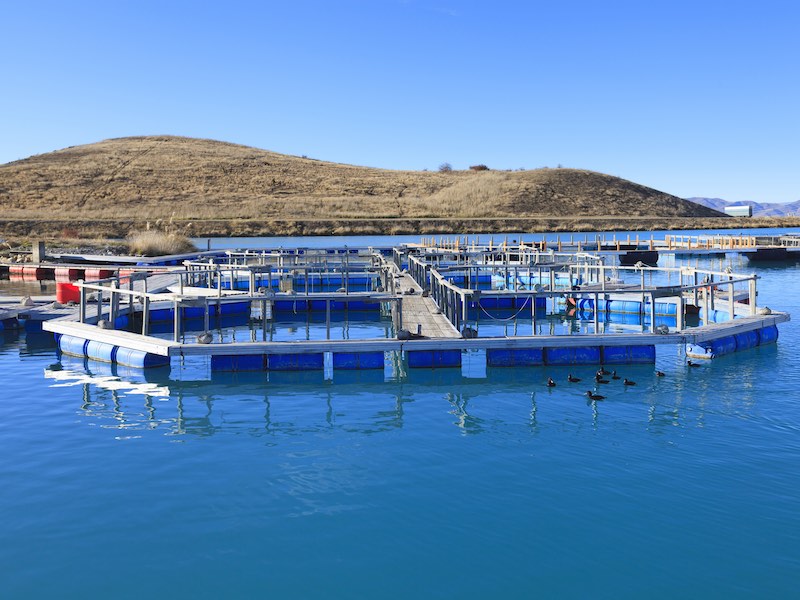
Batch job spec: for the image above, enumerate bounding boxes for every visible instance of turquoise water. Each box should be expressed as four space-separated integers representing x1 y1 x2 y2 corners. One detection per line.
146 313 395 344
2 234 800 598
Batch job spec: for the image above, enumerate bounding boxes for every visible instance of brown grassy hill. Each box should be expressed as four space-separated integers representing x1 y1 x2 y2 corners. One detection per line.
0 135 728 238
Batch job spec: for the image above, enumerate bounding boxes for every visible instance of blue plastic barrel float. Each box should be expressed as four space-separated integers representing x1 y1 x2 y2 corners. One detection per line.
86 340 118 363
544 346 601 365
757 324 779 344
115 347 170 369
686 335 739 360
734 330 759 351
700 308 733 323
486 348 545 367
59 335 89 358
607 300 643 314
652 302 677 316
709 335 737 356
211 354 267 372
267 353 325 371
407 349 462 368
601 345 656 364
333 352 385 370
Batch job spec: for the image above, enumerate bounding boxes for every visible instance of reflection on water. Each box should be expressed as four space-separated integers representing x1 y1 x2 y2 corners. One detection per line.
445 392 485 434
0 278 57 297
42 347 779 440
1 329 20 346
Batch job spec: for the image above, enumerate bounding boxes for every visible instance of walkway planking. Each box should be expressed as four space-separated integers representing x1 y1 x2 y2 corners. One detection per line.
129 272 181 295
396 273 461 339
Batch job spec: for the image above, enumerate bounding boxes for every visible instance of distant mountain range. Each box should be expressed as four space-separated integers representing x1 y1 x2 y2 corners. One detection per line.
688 197 800 217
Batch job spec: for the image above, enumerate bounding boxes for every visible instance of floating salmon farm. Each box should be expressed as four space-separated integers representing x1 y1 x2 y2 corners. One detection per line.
25 238 787 376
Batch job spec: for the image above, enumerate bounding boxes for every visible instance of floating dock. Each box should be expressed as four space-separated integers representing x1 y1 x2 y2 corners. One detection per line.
19 241 785 374
409 233 800 264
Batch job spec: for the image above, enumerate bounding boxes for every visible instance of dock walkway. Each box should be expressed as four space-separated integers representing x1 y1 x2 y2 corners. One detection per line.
396 273 461 338
135 272 180 294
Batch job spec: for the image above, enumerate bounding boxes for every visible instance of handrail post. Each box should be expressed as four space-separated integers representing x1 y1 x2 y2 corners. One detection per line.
729 277 735 320
326 299 331 340
142 296 150 336
397 297 403 331
96 285 103 321
173 298 181 342
79 281 86 323
110 279 119 327
128 274 134 316
650 292 656 333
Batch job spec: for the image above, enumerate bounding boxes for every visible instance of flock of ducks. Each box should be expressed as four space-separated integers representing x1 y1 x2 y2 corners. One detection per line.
545 366 677 401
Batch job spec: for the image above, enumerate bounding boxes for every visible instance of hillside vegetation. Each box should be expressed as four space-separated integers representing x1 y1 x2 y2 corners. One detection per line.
0 135 738 239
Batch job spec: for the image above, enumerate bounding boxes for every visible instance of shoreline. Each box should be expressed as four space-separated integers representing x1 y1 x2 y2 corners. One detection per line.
3 216 800 244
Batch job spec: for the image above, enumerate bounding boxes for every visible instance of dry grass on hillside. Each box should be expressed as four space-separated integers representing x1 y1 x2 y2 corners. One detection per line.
0 135 726 239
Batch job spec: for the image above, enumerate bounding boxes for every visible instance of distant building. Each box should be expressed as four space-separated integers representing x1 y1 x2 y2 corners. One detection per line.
724 205 753 217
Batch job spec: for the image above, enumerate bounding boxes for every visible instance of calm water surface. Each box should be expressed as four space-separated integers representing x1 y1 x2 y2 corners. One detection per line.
2 231 799 598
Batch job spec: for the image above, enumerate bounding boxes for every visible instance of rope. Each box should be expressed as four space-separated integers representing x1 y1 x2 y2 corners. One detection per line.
478 296 532 321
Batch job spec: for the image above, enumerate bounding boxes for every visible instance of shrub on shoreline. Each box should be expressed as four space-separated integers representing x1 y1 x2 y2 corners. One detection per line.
127 230 196 256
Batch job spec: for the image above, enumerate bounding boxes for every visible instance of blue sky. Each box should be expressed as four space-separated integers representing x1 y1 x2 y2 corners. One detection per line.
2 0 798 203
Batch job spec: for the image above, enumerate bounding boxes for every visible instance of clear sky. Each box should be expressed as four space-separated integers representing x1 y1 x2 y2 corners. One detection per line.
2 0 798 203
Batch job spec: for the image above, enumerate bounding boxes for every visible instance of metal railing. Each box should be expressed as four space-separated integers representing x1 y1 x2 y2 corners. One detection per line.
405 251 760 336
